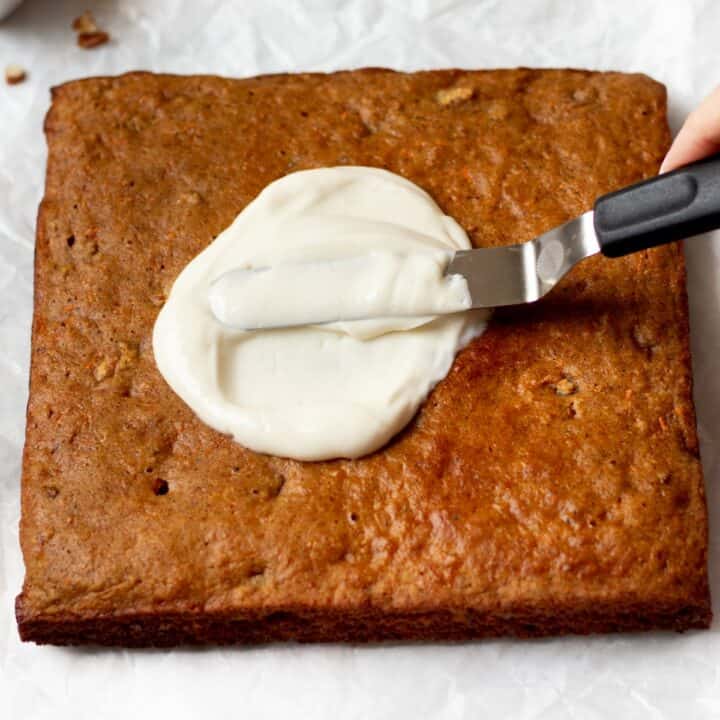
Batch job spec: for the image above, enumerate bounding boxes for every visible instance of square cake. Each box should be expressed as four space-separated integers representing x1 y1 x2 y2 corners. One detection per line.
17 68 711 645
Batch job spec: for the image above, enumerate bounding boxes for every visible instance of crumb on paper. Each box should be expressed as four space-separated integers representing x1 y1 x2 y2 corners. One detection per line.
72 11 98 33
5 64 26 85
436 86 474 105
77 31 110 49
72 11 110 49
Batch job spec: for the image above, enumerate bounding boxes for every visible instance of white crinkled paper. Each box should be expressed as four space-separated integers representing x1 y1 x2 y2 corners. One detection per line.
1 1 719 718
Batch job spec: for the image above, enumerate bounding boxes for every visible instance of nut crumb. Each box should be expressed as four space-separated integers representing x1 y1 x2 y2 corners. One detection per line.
634 417 647 432
150 291 166 307
486 100 509 120
572 87 596 104
632 324 657 351
554 377 578 396
72 11 98 33
78 31 110 49
436 86 474 105
72 11 110 49
179 190 202 205
116 341 139 371
94 357 113 382
5 64 26 85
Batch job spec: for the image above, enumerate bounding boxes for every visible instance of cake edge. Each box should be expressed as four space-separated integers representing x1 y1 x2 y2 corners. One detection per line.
15 68 712 646
15 593 712 647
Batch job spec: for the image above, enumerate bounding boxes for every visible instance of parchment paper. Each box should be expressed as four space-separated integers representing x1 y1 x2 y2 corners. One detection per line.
1 1 719 717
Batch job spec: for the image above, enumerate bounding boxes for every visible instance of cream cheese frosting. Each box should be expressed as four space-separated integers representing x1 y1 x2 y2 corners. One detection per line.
153 167 489 460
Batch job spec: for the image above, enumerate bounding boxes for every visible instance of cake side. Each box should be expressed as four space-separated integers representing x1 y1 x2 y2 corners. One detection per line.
17 68 710 645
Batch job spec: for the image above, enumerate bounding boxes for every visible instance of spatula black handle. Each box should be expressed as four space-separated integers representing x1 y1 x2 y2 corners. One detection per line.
594 153 720 257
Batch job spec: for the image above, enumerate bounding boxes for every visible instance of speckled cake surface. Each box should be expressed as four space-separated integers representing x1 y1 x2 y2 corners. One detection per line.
17 68 710 646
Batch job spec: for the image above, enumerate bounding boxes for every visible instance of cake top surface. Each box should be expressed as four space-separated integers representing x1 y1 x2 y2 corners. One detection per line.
18 68 708 622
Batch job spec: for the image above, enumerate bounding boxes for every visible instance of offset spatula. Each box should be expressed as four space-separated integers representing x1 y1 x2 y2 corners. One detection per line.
211 155 720 330
449 153 720 308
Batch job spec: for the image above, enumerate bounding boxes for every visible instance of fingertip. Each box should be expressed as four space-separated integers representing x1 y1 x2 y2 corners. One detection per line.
659 154 677 174
659 146 681 174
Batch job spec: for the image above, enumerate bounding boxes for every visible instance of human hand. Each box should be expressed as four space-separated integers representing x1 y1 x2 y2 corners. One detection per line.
661 86 720 173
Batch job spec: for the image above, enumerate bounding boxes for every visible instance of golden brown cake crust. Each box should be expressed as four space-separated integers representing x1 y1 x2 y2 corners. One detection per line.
17 68 711 646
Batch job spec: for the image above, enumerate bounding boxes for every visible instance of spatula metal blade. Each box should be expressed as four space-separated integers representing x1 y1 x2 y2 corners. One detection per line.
446 211 599 308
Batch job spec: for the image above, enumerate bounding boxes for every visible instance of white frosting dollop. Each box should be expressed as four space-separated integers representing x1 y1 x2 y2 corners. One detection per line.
153 167 489 461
